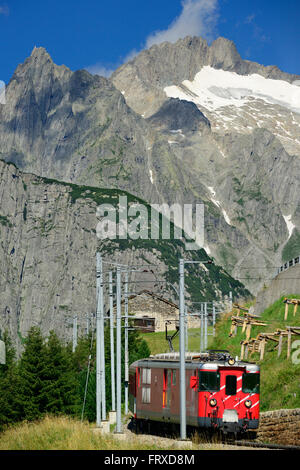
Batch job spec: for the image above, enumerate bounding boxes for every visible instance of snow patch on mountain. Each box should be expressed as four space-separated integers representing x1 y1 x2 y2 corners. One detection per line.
149 169 154 184
164 66 300 114
207 186 220 207
283 214 295 239
207 186 232 225
222 209 232 226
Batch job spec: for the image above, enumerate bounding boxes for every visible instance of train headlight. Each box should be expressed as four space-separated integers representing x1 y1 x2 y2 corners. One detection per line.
228 357 235 365
209 398 217 407
245 400 252 408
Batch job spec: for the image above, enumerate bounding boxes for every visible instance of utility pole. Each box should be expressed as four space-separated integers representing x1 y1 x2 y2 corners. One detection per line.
86 313 90 336
116 266 122 433
109 271 116 413
179 258 213 441
124 271 129 415
96 252 106 426
96 253 102 427
185 306 188 351
100 270 106 422
72 314 78 353
212 301 216 336
179 258 186 441
200 303 203 352
204 302 208 350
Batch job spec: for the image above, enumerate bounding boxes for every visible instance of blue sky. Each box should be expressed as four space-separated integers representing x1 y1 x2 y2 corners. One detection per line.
0 0 299 83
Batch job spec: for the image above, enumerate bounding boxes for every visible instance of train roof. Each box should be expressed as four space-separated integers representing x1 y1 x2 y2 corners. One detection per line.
130 350 260 372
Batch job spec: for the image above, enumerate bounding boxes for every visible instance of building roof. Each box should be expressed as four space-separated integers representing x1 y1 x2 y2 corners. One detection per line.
106 289 178 315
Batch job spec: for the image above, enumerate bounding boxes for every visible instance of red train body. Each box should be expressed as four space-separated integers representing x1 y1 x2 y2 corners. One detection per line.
129 350 260 434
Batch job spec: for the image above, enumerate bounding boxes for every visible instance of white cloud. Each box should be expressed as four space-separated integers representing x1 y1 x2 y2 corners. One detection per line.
85 63 115 78
122 48 140 64
145 0 219 48
0 80 5 105
86 0 219 77
0 5 9 15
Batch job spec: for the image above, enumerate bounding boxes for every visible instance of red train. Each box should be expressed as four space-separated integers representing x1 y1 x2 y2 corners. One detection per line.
129 350 260 435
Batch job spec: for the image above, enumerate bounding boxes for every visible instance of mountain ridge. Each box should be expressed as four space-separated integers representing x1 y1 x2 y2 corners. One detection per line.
111 36 300 118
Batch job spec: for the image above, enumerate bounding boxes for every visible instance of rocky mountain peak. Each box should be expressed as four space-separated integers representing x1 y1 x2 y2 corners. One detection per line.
111 35 300 118
30 45 52 60
10 46 72 88
208 37 242 70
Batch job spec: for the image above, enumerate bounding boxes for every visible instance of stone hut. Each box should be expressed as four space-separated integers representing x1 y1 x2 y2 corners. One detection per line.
126 290 200 332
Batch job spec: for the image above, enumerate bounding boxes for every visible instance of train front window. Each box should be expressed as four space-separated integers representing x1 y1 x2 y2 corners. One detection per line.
225 375 237 395
242 373 260 394
198 371 220 391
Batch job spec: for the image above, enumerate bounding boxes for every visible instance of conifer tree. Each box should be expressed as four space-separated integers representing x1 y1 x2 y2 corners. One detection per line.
0 331 20 429
17 326 48 421
42 330 79 416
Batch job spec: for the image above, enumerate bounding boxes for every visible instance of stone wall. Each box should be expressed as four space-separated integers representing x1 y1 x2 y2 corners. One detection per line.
255 264 300 315
257 409 300 445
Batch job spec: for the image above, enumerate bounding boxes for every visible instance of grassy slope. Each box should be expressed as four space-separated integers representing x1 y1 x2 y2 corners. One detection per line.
210 295 300 411
0 415 183 450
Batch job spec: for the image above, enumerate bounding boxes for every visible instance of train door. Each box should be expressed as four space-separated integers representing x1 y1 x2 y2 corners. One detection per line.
128 367 137 415
186 369 199 426
162 369 172 420
220 369 242 427
198 369 220 426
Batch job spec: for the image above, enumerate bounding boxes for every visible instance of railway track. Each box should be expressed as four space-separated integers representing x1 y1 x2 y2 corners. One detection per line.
233 440 300 451
127 418 300 450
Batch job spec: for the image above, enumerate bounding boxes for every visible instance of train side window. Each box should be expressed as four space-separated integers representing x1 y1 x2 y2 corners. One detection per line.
142 368 151 385
198 371 220 391
225 375 237 395
242 373 260 394
142 387 151 404
172 369 176 386
163 369 171 408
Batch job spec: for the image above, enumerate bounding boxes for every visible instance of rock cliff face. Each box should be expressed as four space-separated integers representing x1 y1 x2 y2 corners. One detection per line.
0 37 299 297
0 47 152 193
0 160 248 353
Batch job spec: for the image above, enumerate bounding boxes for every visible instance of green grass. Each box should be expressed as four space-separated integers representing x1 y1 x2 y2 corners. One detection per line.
210 295 300 411
0 415 197 450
